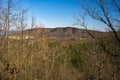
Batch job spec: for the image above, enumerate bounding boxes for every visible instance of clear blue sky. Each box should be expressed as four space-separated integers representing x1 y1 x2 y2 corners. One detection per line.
22 0 81 28
21 0 113 31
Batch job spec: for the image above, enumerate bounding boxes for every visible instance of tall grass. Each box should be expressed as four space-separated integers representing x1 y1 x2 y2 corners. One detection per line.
0 36 120 80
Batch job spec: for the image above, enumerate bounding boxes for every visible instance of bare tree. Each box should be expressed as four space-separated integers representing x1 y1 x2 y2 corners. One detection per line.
112 0 120 12
29 16 36 39
0 0 3 32
20 9 28 40
80 0 120 43
74 0 120 79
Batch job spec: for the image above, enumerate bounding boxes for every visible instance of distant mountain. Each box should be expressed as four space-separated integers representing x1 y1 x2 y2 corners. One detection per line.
22 27 107 38
1 27 107 38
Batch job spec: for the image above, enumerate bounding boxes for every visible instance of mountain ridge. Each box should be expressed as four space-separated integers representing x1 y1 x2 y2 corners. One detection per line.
24 27 107 38
0 27 108 38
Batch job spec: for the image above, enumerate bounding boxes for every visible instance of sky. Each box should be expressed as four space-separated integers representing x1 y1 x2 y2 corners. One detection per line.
20 0 116 31
22 0 82 28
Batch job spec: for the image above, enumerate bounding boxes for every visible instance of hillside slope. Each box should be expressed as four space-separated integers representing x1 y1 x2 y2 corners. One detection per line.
23 27 106 38
3 27 107 38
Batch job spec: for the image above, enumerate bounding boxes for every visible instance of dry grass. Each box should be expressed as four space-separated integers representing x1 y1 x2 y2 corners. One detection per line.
0 36 120 80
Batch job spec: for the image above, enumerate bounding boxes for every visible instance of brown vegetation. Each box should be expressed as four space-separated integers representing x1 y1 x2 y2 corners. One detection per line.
0 0 120 80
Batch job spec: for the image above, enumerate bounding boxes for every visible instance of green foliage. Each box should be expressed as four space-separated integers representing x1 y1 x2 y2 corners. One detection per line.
70 51 84 70
67 45 86 70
